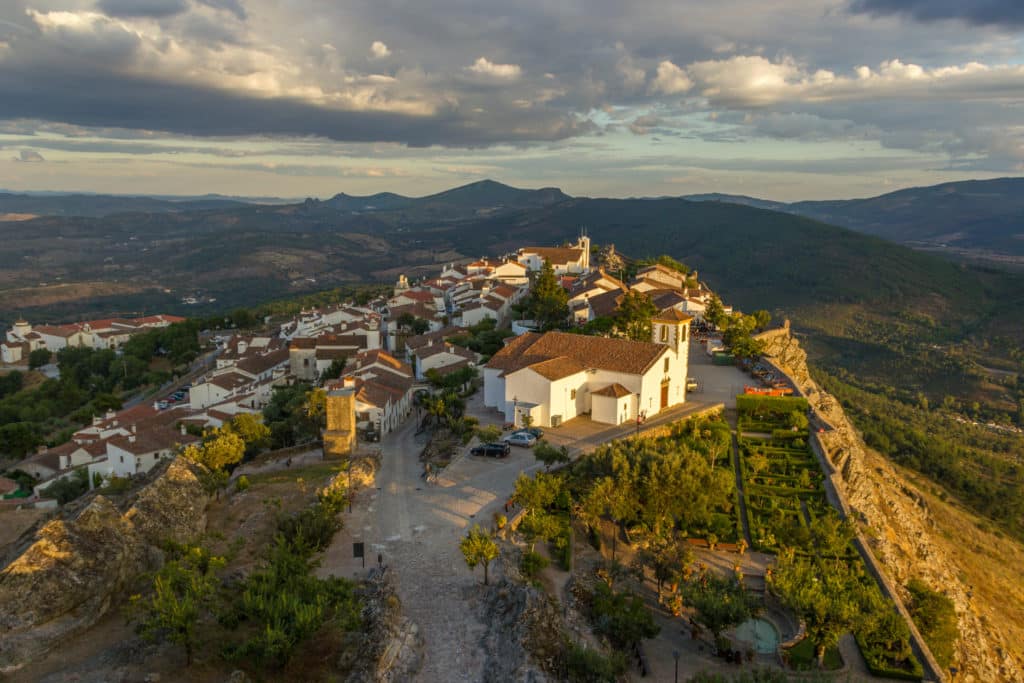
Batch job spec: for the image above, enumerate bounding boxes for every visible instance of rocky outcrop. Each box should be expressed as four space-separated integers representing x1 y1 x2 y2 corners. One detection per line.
478 554 553 683
344 567 423 682
759 329 1024 683
0 457 210 673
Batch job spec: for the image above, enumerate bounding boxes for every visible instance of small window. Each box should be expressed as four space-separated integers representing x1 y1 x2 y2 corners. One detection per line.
570 389 577 400
659 325 668 342
664 357 670 372
303 358 310 367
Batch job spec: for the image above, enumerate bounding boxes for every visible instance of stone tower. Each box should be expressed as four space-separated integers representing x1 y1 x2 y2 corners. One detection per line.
323 384 357 459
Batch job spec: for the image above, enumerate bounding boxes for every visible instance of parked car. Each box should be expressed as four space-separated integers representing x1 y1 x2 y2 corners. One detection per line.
156 401 169 409
686 378 699 392
503 431 538 447
471 442 510 458
516 427 544 439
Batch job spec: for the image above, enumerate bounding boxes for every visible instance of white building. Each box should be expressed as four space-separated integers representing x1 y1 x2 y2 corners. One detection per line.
517 235 591 275
483 310 691 427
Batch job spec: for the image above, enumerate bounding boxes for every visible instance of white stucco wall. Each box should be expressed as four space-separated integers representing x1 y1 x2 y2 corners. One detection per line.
483 368 504 408
591 393 619 425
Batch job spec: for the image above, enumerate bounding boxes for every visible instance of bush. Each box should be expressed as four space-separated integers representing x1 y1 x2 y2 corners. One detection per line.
589 582 660 650
102 475 131 494
520 550 549 578
565 642 626 682
236 475 251 492
905 578 958 670
40 468 89 504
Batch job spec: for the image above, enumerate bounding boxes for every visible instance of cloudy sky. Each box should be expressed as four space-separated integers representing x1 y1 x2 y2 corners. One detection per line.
0 0 1022 200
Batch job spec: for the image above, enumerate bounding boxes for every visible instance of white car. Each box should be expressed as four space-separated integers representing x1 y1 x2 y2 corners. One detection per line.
503 431 538 447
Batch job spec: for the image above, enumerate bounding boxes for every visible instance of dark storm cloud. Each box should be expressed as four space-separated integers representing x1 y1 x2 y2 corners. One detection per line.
848 0 1024 27
195 0 247 20
0 67 589 147
97 0 189 18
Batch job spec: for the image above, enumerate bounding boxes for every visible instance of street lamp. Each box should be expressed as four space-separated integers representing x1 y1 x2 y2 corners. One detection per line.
673 649 680 683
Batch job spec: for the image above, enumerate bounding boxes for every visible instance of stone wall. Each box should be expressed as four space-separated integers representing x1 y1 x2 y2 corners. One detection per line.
0 457 211 673
759 330 1023 683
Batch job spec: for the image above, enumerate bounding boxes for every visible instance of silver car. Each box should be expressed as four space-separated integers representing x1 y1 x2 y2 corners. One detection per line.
503 431 538 447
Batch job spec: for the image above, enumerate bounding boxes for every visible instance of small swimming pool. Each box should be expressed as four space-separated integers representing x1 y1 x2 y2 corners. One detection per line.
734 618 780 654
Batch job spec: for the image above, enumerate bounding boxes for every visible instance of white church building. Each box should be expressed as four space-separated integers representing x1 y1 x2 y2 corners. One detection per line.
483 310 692 427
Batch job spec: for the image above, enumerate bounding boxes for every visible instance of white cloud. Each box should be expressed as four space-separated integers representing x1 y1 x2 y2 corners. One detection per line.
650 60 693 95
685 55 1024 107
370 40 390 59
467 56 522 80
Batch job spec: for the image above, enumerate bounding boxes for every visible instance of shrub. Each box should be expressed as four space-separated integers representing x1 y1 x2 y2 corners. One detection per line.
589 582 660 650
520 550 549 578
103 475 132 494
236 475 251 492
564 642 626 682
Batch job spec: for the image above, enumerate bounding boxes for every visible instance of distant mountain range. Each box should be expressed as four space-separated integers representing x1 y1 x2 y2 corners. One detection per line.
683 177 1024 260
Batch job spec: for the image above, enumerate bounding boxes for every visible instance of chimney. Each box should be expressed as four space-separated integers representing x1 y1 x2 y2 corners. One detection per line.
131 424 137 434
343 376 357 389
180 423 187 436
105 409 115 420
128 434 136 444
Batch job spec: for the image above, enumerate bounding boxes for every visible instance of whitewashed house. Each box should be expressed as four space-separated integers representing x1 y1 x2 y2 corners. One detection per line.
484 310 691 427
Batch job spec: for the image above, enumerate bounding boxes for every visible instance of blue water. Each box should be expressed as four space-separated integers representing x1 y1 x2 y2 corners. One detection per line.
734 618 780 654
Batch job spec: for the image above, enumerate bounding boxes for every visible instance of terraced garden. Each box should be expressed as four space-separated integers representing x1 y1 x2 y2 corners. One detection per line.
737 394 923 679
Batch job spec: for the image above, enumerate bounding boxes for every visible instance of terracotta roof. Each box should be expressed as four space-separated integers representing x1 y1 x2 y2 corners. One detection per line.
107 427 197 455
315 334 368 349
592 383 632 398
0 476 18 495
587 289 624 318
520 246 584 264
206 371 252 390
352 349 413 377
648 289 687 311
426 359 473 376
397 289 437 303
526 356 586 381
235 348 290 375
637 263 686 279
490 284 518 299
487 331 668 377
315 348 349 360
652 308 693 323
290 337 317 349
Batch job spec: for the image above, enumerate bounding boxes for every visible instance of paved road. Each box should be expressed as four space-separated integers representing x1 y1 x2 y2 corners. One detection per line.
319 417 546 682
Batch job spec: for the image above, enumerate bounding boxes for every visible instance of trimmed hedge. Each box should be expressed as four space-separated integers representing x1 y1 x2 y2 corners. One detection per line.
857 635 924 681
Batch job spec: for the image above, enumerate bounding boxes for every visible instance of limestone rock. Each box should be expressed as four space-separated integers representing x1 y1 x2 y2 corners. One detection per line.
0 457 211 674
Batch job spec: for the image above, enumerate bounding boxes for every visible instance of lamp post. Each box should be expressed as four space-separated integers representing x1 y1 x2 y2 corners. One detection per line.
673 649 680 683
513 395 518 428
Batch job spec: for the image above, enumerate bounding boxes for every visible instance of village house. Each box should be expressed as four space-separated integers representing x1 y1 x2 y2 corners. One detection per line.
86 425 198 488
5 314 185 355
517 235 591 275
319 349 415 437
484 311 691 427
412 341 479 380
